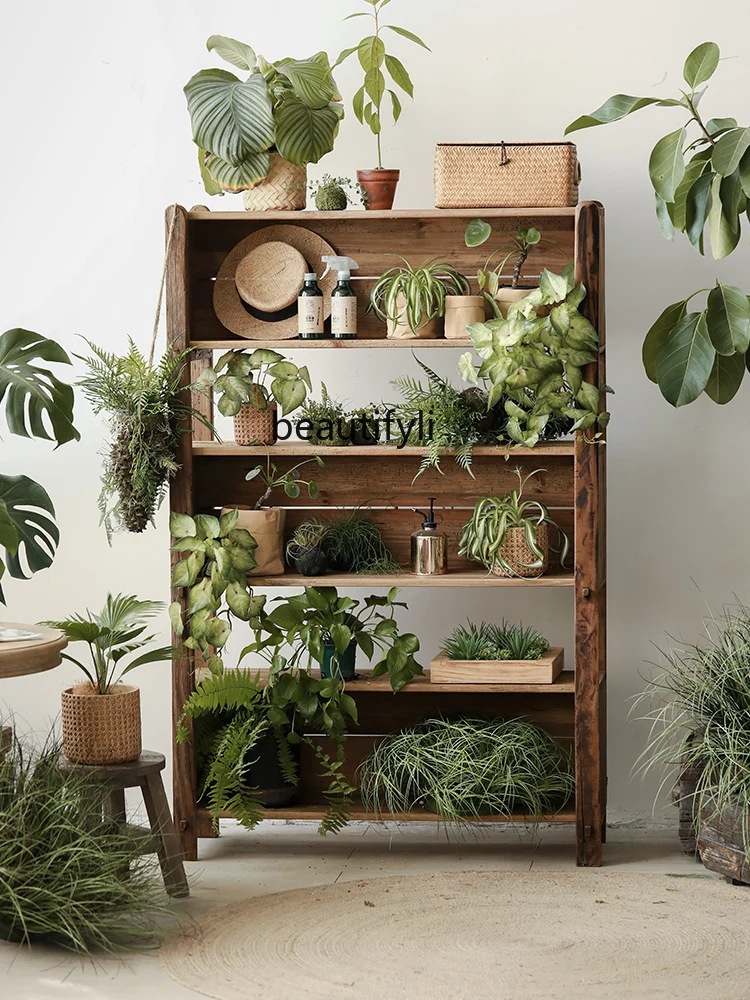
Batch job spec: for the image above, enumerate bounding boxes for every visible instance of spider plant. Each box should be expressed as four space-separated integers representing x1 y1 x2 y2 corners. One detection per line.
458 468 569 576
369 257 471 332
43 594 175 695
359 715 574 823
634 604 750 855
441 620 549 661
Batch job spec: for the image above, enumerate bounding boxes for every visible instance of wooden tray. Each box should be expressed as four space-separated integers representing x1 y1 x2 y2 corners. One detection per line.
429 647 564 685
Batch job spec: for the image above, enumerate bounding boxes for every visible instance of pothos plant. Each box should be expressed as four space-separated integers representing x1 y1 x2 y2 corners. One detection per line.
566 41 750 408
200 348 311 418
458 267 610 447
169 509 265 671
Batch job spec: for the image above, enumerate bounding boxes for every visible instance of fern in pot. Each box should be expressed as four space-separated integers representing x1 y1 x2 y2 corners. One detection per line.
43 595 175 765
369 257 470 339
458 468 569 578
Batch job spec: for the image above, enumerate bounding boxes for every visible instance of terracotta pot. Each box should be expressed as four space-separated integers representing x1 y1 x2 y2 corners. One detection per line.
492 525 549 579
386 294 440 340
234 402 276 446
242 155 307 211
61 683 141 765
357 169 400 211
444 295 485 339
227 507 286 576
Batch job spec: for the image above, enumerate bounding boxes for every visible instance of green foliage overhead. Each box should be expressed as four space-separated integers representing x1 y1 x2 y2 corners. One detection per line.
566 41 750 409
335 0 430 168
185 37 344 194
459 267 609 447
199 348 311 418
359 715 574 824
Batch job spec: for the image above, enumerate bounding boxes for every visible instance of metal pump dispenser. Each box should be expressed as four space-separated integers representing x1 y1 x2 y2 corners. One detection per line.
410 497 448 575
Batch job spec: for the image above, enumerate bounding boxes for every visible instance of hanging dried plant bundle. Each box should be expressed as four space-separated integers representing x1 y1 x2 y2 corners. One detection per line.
77 340 210 539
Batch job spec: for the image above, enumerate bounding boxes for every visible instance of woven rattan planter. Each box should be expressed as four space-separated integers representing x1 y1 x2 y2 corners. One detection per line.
242 155 307 211
234 402 276 445
492 525 549 578
61 683 141 765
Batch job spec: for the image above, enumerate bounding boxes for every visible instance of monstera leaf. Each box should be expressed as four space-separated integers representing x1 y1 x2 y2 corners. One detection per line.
0 328 78 445
0 474 59 603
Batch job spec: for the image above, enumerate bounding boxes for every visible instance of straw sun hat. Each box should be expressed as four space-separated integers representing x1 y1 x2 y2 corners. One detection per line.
213 225 338 339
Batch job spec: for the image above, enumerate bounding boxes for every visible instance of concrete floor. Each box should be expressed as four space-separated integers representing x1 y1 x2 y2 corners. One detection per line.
1 822 713 1000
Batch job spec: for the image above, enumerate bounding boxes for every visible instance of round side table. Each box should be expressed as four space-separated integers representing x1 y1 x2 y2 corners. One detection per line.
0 622 67 679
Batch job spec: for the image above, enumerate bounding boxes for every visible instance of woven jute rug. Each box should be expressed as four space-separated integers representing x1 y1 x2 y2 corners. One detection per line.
161 869 748 1000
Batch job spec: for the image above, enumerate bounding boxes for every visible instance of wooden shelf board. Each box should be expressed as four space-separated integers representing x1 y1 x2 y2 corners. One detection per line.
188 338 478 350
188 207 578 222
198 803 576 824
248 569 574 588
252 669 576 695
192 441 575 458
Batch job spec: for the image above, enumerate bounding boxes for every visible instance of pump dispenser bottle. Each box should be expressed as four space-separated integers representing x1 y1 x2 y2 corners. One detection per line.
321 255 359 339
410 498 448 575
297 273 324 339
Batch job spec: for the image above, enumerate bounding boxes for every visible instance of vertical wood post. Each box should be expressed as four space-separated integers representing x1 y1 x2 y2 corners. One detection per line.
165 205 199 862
573 201 607 867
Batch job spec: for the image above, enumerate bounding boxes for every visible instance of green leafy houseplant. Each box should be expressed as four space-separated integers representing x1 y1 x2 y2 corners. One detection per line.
441 620 550 662
77 340 211 539
458 469 569 578
566 41 750 408
458 267 610 447
185 35 343 195
369 258 471 336
242 586 422 691
43 594 175 695
178 666 357 835
335 0 430 170
300 383 350 446
245 453 323 508
169 509 264 672
323 509 399 574
359 715 574 823
0 736 170 951
0 328 79 603
200 348 311 418
465 223 572 309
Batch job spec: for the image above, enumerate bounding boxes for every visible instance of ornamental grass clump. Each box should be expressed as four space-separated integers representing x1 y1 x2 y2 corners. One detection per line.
0 738 170 952
635 604 750 852
359 715 574 824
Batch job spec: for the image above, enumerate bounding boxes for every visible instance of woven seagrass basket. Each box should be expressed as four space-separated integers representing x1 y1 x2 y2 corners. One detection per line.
434 142 579 209
242 155 307 211
492 525 549 578
234 402 276 445
61 683 141 765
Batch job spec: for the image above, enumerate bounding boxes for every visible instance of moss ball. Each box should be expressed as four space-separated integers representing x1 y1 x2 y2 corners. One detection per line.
315 182 348 211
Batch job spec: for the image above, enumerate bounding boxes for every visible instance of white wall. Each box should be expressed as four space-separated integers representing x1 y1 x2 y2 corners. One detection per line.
1 0 749 824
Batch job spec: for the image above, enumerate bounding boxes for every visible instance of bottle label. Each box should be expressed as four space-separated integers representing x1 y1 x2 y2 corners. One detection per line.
298 297 323 336
331 296 357 336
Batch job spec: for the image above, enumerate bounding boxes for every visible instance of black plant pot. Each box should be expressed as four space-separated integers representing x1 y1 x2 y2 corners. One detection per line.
244 733 300 808
293 546 328 576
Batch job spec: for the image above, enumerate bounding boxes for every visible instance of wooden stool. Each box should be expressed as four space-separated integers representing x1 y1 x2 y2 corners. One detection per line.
59 750 189 898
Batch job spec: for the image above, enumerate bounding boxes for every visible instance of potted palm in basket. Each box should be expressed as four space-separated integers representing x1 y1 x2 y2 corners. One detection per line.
369 258 470 339
43 594 175 765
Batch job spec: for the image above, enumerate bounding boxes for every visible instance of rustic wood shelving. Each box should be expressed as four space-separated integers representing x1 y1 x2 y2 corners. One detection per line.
166 202 606 867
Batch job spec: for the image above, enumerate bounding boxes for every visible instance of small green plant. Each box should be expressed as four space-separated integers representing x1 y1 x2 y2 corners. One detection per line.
458 469 569 576
308 174 368 210
200 348 311 417
185 36 343 195
369 258 471 333
323 509 399 574
242 585 422 692
0 736 170 951
335 0 430 169
359 715 574 823
458 267 610 447
169 509 264 671
347 405 380 444
286 518 330 569
300 383 349 446
441 620 550 661
42 594 175 694
77 340 210 539
245 452 324 507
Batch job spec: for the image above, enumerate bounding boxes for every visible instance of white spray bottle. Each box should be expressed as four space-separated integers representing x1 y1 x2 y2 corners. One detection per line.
321 255 359 339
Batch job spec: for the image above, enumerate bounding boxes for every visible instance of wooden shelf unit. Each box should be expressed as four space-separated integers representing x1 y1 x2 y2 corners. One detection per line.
166 203 606 867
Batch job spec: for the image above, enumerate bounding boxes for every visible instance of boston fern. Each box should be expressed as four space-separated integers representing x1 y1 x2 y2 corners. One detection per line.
567 41 750 408
77 340 211 539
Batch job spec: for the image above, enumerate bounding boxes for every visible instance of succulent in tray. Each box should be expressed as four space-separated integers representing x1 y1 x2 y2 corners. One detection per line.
441 620 550 662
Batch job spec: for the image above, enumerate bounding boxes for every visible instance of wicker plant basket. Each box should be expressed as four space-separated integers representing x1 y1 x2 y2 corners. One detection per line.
434 142 579 209
492 524 549 578
234 402 276 445
242 155 307 211
61 683 141 765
